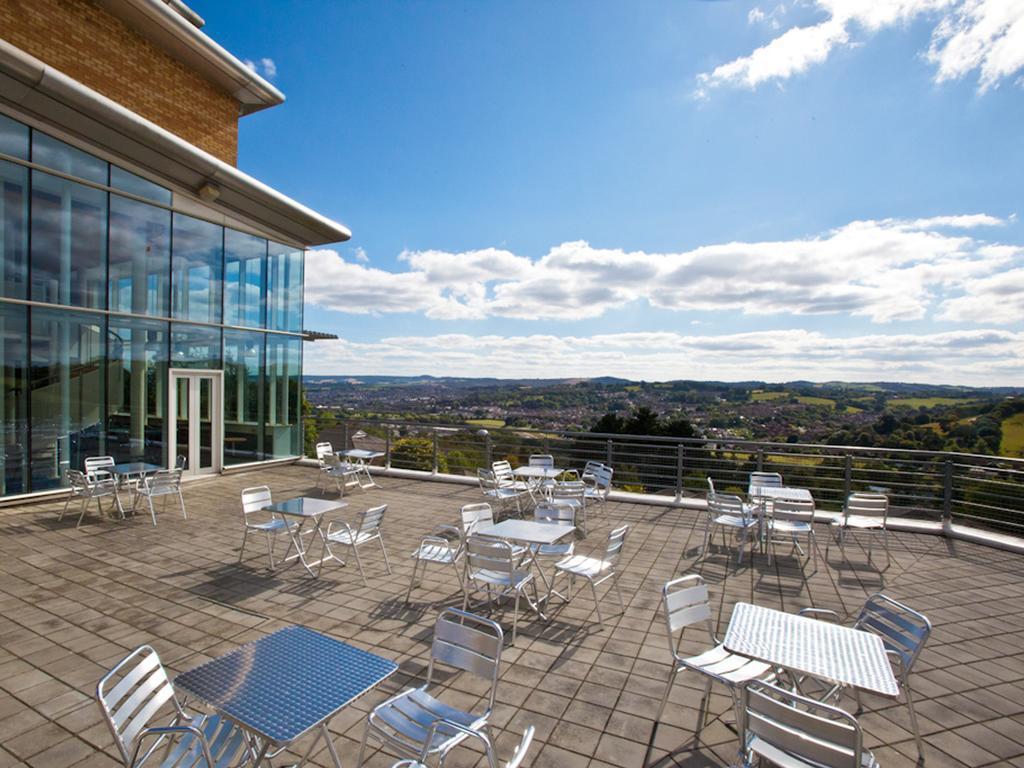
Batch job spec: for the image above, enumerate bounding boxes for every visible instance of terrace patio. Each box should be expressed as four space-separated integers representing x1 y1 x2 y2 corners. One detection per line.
0 464 1021 768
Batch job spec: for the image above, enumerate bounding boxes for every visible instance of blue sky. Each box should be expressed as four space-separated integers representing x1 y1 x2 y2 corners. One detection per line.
198 0 1024 385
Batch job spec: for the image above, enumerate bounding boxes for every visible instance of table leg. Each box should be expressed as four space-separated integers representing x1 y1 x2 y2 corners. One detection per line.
278 518 320 577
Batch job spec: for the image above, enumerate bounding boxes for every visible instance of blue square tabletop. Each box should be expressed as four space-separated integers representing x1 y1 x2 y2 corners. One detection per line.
175 626 398 744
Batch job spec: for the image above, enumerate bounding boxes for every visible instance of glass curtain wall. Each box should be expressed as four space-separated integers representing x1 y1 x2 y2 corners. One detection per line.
265 335 301 458
267 242 303 332
108 195 171 316
225 230 266 328
171 324 222 369
224 330 264 465
0 155 29 300
172 214 223 324
107 319 168 466
0 304 28 495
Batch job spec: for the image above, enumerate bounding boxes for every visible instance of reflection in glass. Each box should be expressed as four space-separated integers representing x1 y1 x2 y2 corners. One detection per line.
109 194 171 317
32 131 108 184
1 160 28 299
172 214 223 324
0 113 29 160
107 319 168 466
30 309 105 490
267 241 304 332
175 377 190 471
199 377 212 469
224 331 264 465
225 230 266 328
0 304 28 495
171 323 221 369
31 170 107 308
110 166 171 206
265 334 301 457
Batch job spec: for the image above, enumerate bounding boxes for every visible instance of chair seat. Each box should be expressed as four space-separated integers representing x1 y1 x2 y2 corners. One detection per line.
412 542 458 563
483 488 523 502
328 464 360 477
554 554 610 578
713 514 756 529
467 567 532 589
771 520 812 534
139 487 179 499
536 542 574 558
746 733 878 768
327 528 379 546
685 643 774 684
372 687 483 755
159 713 246 768
834 515 884 530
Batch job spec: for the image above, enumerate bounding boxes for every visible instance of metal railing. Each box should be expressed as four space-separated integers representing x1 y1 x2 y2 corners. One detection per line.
306 417 1024 535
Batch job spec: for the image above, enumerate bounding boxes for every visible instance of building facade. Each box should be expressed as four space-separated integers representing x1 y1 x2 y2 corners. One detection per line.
0 0 350 499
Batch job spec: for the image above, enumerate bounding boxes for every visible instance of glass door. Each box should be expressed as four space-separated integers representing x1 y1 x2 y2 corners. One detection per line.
169 370 222 477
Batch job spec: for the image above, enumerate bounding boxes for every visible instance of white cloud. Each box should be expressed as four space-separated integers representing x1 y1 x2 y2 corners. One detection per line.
697 0 1024 95
305 214 1022 324
352 247 370 263
242 57 278 80
303 328 1024 385
938 267 1024 322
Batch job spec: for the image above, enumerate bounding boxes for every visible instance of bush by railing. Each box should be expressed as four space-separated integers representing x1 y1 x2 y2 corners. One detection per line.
305 417 1024 535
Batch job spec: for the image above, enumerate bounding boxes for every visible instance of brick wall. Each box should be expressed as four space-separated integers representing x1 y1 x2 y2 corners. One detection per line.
0 0 240 164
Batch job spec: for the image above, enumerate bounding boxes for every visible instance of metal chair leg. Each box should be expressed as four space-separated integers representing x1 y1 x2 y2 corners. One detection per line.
655 665 680 723
238 528 249 563
351 542 368 586
146 495 157 526
589 579 603 628
903 676 924 760
405 557 419 604
378 536 392 574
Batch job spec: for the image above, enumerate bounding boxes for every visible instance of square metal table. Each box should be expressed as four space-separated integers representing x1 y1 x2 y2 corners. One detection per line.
723 602 899 697
512 466 565 480
338 449 385 489
264 497 347 578
175 625 398 767
112 462 162 514
747 486 813 503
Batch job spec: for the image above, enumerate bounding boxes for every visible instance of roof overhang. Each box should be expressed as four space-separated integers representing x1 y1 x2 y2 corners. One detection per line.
0 39 351 246
95 0 284 116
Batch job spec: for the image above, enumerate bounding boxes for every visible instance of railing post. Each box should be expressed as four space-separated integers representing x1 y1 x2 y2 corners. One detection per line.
676 443 684 501
844 453 852 499
756 447 764 472
606 439 613 467
484 431 493 467
943 459 954 530
385 427 391 469
432 430 439 475
342 422 349 451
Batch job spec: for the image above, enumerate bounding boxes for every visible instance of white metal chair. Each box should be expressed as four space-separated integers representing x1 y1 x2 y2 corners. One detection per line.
748 471 783 489
324 451 361 497
582 463 613 514
703 489 757 564
532 501 576 559
766 497 817 568
463 535 539 645
134 469 186 526
654 575 774 742
462 503 527 561
315 441 334 491
61 469 122 527
549 479 586 533
238 486 297 569
528 454 554 468
84 455 116 481
405 523 465 603
831 492 890 566
741 682 878 768
477 468 525 517
96 644 247 768
324 504 392 585
551 524 629 629
800 593 931 761
390 724 535 768
357 609 504 768
491 459 531 492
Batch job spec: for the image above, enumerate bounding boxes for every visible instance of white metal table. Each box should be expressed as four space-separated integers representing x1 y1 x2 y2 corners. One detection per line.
476 519 576 618
723 602 899 697
264 497 347 578
175 625 398 767
512 466 564 480
748 486 814 549
113 461 162 513
339 449 385 489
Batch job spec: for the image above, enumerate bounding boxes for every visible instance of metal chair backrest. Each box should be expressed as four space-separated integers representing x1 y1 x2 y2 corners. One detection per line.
491 460 515 485
477 467 500 491
66 469 89 493
241 485 273 519
529 454 554 468
585 464 613 491
749 471 783 488
709 491 750 523
661 575 716 655
357 504 387 537
845 492 888 522
744 682 865 768
771 497 815 522
316 442 334 462
427 608 504 712
706 476 716 496
145 469 181 494
854 593 931 673
96 644 187 766
174 454 187 471
466 534 516 580
461 503 494 536
85 456 115 478
534 500 575 527
552 480 585 502
604 524 629 567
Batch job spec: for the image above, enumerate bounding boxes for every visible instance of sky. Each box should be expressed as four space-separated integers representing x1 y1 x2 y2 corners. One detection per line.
197 0 1024 386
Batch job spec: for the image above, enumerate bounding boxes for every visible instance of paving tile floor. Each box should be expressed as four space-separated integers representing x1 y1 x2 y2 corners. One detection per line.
0 465 1022 767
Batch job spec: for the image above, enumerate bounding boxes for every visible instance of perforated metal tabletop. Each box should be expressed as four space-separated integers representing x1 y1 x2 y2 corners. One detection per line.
175 625 398 744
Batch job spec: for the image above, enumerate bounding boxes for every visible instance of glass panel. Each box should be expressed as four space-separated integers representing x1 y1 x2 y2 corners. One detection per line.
108 194 171 317
175 377 190 471
30 170 107 309
31 131 108 184
110 166 172 206
224 330 263 465
30 309 105 490
107 318 167 466
265 334 301 458
267 241 304 332
224 229 266 328
172 214 223 324
0 160 28 300
171 323 221 369
199 377 212 469
0 113 29 160
0 304 29 495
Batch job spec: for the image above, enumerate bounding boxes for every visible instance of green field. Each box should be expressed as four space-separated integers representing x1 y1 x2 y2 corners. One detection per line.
795 395 835 408
889 397 975 408
466 418 505 428
1001 413 1024 457
751 391 788 401
843 405 864 414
